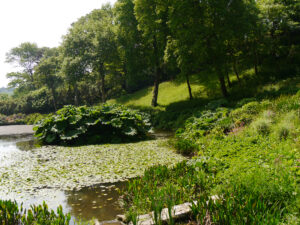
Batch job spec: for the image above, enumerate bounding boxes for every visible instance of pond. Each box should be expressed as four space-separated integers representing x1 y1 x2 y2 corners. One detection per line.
0 126 184 223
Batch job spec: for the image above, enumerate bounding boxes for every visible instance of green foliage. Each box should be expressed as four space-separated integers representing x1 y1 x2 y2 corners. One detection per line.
123 90 300 224
190 168 295 225
251 117 272 135
230 101 262 125
34 104 151 145
174 107 233 153
122 161 213 217
24 113 47 125
0 200 70 225
0 113 26 126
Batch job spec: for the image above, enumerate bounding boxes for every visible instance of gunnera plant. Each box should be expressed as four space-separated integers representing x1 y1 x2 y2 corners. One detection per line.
34 104 152 145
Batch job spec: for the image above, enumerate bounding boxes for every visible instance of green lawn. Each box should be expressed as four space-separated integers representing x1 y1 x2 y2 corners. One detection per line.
109 76 207 108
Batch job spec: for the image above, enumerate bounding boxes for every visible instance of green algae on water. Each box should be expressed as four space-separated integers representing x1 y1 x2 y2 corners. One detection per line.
0 139 184 199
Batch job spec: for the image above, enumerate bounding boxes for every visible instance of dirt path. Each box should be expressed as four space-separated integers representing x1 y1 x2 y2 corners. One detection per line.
0 125 34 136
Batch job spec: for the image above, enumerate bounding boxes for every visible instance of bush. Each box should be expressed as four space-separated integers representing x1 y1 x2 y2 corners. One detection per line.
171 138 196 156
173 107 233 154
0 113 26 126
276 124 290 140
34 104 151 145
231 101 262 125
252 118 272 135
25 113 47 125
22 87 54 114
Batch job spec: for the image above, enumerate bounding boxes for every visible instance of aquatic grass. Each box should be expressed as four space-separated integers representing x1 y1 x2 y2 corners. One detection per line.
0 200 70 225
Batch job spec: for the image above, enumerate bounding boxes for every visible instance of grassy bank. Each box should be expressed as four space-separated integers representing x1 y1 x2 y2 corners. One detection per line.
122 84 300 224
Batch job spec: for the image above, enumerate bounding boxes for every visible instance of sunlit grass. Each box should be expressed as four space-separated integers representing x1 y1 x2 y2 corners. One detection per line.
108 75 206 108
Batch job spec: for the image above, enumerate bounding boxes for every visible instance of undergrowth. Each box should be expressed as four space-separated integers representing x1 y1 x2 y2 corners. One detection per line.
123 89 300 224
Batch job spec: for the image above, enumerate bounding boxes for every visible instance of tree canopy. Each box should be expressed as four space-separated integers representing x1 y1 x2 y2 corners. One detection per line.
2 0 299 114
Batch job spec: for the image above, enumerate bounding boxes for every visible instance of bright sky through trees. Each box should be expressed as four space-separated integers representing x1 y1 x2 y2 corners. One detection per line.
0 0 116 87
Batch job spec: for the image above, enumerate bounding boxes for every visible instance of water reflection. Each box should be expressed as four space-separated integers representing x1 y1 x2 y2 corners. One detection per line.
0 135 34 167
0 133 126 223
18 183 126 223
66 183 126 222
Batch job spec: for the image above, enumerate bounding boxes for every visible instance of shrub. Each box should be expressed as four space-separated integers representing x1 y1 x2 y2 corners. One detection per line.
252 118 272 135
25 113 47 125
231 101 262 125
34 104 151 145
0 113 26 125
276 124 290 140
171 138 196 156
173 107 233 154
22 87 54 114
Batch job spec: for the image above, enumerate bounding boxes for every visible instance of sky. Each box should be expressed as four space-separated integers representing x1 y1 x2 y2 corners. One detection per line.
0 0 116 88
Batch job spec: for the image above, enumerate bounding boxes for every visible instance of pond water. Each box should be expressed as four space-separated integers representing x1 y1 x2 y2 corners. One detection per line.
0 134 126 223
0 127 184 224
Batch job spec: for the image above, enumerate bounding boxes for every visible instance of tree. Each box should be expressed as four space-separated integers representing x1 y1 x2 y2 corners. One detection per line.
60 4 119 104
5 42 47 91
134 0 170 106
35 48 62 110
115 0 152 92
166 0 207 100
255 0 300 78
168 0 259 98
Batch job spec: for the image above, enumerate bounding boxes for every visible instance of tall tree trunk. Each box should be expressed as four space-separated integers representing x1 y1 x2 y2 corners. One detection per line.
217 67 228 97
74 84 79 106
233 60 241 84
99 63 106 103
225 68 232 88
151 66 161 107
186 73 193 100
254 48 259 76
151 36 160 107
100 74 106 103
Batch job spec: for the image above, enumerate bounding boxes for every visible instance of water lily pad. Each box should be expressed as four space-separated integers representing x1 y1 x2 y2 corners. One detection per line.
0 139 184 201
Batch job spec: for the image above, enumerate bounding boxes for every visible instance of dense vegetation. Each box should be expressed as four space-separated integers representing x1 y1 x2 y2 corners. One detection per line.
122 89 300 224
34 104 151 145
0 113 45 126
1 0 299 224
1 0 299 114
0 200 70 225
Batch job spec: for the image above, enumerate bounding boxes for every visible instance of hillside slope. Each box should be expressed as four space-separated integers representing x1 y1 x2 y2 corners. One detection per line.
109 76 207 108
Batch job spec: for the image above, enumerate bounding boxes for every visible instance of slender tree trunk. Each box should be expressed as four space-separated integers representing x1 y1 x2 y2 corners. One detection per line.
217 67 228 97
151 36 161 107
74 84 79 106
225 68 232 88
186 73 193 100
151 66 161 107
254 48 259 76
100 74 106 103
233 60 241 84
99 63 106 103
